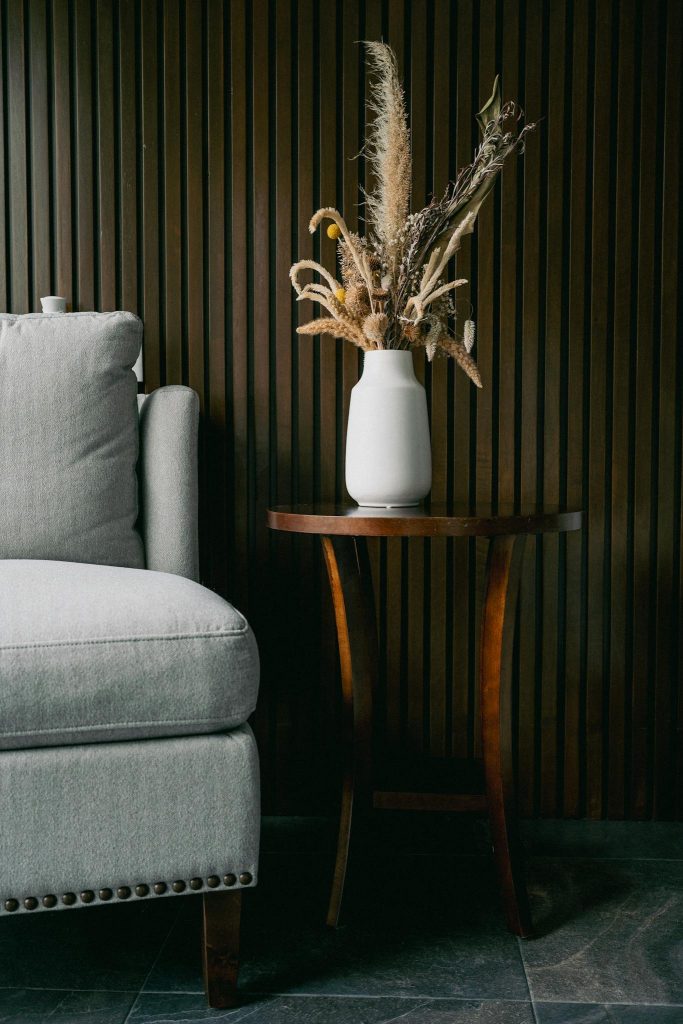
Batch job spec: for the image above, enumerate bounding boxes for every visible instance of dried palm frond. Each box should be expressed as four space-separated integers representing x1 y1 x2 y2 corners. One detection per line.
409 212 476 308
395 85 535 314
362 41 412 276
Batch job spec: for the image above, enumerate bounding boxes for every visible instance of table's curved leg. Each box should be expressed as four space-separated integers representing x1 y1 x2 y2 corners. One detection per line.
480 534 533 938
321 535 377 928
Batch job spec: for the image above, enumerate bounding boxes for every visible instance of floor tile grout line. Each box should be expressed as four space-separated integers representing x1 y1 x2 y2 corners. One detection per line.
0 986 141 994
2 983 682 1009
532 999 683 1009
379 999 435 1024
516 934 538 1012
136 990 537 1002
121 905 182 1024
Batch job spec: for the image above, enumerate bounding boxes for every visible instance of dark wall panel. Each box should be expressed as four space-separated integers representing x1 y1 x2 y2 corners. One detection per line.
1 0 681 819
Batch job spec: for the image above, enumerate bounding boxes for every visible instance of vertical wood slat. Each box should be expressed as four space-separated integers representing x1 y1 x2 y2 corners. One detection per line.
206 0 226 593
407 2 427 753
161 0 181 383
541 0 564 817
228 0 248 608
95 0 114 310
28 0 49 307
428 0 451 759
585 0 613 820
608 0 637 819
183 0 203 400
140 0 160 390
384 0 406 752
518 0 543 815
271 0 299 810
451 0 474 763
51 0 72 305
656 0 681 820
474 0 497 764
364 0 383 753
316 0 340 788
564 0 590 819
7 0 29 311
0 0 6 310
0 0 680 820
74 0 94 309
630 1 661 820
117 0 137 312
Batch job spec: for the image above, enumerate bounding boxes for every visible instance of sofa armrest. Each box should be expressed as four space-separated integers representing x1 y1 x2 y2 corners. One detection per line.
138 386 199 581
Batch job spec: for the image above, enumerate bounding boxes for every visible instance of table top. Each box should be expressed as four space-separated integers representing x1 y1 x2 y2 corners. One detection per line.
267 504 583 538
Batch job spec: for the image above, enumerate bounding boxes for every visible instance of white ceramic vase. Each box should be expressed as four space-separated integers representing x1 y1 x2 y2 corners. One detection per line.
345 350 432 507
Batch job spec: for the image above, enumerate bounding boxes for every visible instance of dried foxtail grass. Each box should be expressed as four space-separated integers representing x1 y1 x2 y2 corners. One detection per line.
289 48 535 388
297 318 371 351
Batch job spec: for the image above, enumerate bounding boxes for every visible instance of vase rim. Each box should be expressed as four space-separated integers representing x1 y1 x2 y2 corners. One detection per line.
363 348 412 357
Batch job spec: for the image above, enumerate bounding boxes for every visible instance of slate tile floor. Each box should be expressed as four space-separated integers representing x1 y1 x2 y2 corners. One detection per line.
0 817 681 1023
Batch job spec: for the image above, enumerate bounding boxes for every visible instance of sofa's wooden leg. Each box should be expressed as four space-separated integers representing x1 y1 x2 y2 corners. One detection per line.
202 890 242 1008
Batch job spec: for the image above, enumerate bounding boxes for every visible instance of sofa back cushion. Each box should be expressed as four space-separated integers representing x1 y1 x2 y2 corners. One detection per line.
0 311 145 568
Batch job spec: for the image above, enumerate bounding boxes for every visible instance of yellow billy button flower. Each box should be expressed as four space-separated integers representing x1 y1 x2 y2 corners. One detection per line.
326 223 342 240
335 288 346 303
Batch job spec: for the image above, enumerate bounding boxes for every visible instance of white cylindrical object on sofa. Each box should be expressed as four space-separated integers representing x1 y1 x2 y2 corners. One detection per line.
40 296 67 313
345 349 432 508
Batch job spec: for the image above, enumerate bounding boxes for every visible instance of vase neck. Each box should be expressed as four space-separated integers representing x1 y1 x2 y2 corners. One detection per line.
361 349 415 383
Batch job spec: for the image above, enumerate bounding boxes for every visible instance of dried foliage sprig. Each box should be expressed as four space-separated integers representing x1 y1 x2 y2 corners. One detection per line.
290 46 536 387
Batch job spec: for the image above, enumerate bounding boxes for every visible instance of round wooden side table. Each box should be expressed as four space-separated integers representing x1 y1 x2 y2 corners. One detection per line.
267 503 583 938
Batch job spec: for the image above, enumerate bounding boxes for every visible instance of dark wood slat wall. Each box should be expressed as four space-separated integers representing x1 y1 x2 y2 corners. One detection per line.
1 0 681 819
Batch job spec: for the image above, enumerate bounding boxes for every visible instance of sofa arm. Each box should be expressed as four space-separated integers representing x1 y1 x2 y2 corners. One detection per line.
138 386 199 581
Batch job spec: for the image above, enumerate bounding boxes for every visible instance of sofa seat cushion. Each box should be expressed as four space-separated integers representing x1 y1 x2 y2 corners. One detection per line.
0 560 259 750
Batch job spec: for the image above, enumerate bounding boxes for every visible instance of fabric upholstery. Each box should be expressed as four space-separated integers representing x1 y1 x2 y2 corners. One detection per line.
0 728 260 913
138 386 200 580
0 312 144 568
0 559 259 750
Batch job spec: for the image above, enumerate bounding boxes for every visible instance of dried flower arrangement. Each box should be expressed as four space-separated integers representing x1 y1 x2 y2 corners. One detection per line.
290 42 535 389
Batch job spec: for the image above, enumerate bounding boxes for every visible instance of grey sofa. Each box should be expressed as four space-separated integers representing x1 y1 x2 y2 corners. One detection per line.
0 312 260 1009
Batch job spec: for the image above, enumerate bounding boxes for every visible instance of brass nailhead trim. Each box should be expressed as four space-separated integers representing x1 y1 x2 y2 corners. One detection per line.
4 871 243 914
